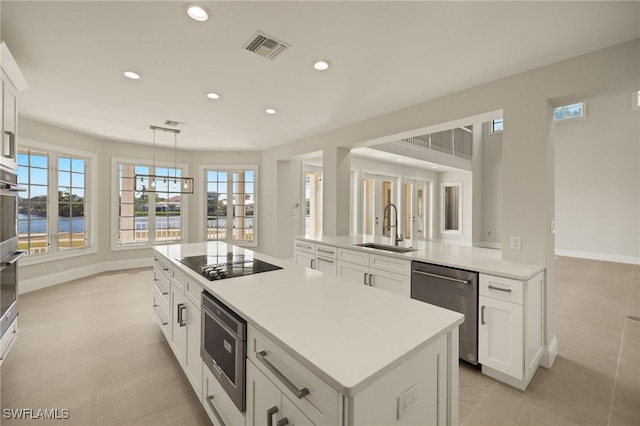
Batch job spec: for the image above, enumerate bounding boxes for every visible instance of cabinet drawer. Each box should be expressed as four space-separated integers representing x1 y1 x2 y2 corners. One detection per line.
337 248 370 266
153 267 171 304
480 274 523 304
370 254 411 276
152 285 170 338
184 276 203 309
0 317 18 365
248 326 339 426
293 240 315 254
202 361 245 426
170 268 185 291
315 244 337 259
154 255 171 280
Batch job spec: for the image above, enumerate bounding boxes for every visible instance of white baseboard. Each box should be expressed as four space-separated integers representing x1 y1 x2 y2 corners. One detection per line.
540 336 558 369
19 258 152 294
555 249 640 265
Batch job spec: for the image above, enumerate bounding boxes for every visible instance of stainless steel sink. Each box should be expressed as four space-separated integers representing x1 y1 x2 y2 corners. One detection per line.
353 243 418 253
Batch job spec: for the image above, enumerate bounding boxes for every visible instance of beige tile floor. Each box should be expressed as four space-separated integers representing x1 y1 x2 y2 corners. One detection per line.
1 257 638 425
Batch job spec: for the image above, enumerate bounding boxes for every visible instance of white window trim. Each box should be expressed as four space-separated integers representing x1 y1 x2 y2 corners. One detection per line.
441 181 463 235
554 102 587 122
18 137 98 266
111 156 190 251
199 164 259 247
302 164 323 236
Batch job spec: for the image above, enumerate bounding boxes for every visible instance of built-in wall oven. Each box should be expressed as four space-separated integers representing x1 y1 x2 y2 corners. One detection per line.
1 169 26 339
201 290 247 412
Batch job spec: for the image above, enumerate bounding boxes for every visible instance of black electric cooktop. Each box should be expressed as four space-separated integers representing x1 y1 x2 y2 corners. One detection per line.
177 253 282 281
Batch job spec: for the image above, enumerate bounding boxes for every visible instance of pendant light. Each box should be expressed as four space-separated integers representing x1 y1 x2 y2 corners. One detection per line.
134 125 194 194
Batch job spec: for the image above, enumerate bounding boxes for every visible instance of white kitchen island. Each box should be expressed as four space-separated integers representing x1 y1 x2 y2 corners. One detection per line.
153 241 464 426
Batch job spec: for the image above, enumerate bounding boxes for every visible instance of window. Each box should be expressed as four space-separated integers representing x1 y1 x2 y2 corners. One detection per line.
554 102 586 121
490 118 503 133
633 90 640 110
441 182 462 234
116 162 185 247
205 167 257 245
17 146 91 256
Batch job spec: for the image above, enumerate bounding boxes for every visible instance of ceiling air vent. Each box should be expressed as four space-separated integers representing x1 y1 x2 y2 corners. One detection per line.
164 120 184 127
242 31 290 60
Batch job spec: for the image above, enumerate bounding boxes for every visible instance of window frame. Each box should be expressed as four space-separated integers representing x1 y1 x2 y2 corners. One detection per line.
111 156 190 251
17 138 98 266
441 181 463 235
200 164 259 247
554 102 587 122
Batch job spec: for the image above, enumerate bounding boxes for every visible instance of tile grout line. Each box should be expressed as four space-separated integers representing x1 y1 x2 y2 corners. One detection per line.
460 381 498 426
606 316 628 426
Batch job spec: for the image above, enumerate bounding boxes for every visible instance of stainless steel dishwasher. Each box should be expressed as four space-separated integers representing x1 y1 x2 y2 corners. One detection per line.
411 261 479 365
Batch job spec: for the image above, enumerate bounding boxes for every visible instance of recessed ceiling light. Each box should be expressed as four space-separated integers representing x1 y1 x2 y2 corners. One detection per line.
313 60 330 71
123 71 141 80
265 108 278 115
206 92 220 100
187 5 209 22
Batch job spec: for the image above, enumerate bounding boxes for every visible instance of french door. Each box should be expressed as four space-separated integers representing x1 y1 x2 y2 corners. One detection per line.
403 179 430 241
362 174 396 237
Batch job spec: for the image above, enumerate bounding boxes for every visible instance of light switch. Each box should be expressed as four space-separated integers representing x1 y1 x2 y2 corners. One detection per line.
510 236 522 250
397 385 418 420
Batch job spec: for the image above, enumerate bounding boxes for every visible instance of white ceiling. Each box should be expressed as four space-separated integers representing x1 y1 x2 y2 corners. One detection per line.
2 1 638 151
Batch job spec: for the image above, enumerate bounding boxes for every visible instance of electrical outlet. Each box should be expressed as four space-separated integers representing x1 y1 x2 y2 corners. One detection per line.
510 236 522 250
397 385 418 420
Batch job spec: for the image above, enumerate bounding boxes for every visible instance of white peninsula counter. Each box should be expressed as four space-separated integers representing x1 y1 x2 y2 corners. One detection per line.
153 241 464 426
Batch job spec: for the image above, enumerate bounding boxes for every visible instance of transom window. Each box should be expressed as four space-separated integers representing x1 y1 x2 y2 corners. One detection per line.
554 102 586 121
490 118 503 133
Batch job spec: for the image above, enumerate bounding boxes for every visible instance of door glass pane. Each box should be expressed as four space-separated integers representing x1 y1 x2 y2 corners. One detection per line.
363 178 374 236
417 184 427 239
206 171 228 241
305 171 323 235
381 180 392 237
404 183 412 239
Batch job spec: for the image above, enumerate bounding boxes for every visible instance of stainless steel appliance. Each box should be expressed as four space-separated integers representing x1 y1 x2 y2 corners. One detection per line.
0 169 25 339
201 290 247 412
411 261 479 365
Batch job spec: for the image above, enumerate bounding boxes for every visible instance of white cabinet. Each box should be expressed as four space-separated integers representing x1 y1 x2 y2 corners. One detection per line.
293 240 338 275
0 43 27 171
246 360 314 426
153 254 203 402
478 271 544 390
203 360 246 426
337 248 411 297
246 324 456 426
0 317 18 366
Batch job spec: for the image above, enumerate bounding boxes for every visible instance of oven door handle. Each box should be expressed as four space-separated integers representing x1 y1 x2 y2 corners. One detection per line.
0 251 26 271
256 350 309 399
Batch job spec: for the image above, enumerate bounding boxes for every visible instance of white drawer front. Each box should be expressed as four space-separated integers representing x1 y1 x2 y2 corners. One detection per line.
337 248 370 266
293 240 315 254
184 276 203 309
154 255 171 280
480 274 523 304
370 254 411 276
248 326 339 426
152 285 170 338
171 267 185 291
153 267 171 304
315 244 337 259
202 362 246 426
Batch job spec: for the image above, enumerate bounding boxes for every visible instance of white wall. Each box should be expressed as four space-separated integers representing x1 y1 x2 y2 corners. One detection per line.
554 89 640 264
480 123 503 248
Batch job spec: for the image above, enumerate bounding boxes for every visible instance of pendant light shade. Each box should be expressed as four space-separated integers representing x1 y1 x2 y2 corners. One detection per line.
134 125 194 194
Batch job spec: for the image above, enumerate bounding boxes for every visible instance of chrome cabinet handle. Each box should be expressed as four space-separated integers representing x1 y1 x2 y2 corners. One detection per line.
310 259 315 269
0 329 18 361
267 406 278 426
481 305 486 325
317 248 333 254
277 418 289 426
206 395 227 426
296 243 312 250
177 303 186 327
412 270 470 285
488 285 512 293
162 292 168 296
368 273 373 287
363 273 367 286
319 258 334 264
256 351 310 399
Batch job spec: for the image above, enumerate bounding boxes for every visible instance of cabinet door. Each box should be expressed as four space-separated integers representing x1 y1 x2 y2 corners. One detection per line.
315 256 337 275
203 362 246 426
184 297 202 401
294 250 315 269
282 396 315 426
170 284 187 364
479 295 523 379
337 261 369 286
2 79 18 170
246 360 283 426
369 268 410 297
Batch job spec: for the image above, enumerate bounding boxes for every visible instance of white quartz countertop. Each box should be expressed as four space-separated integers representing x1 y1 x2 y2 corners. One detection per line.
154 242 464 396
296 235 545 280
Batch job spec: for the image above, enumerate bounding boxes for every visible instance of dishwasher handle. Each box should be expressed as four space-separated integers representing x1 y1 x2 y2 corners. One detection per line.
412 269 470 285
